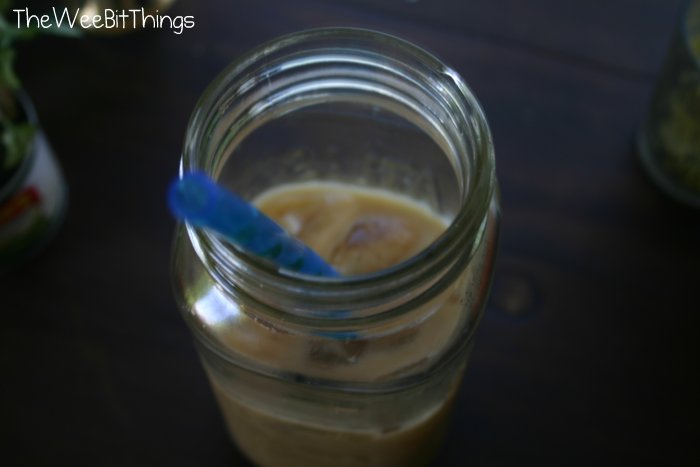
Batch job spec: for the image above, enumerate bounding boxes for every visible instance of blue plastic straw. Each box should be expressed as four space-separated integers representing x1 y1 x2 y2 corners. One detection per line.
168 172 339 277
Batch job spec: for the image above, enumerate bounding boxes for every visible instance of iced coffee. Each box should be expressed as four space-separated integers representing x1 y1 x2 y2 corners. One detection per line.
255 181 447 276
172 27 499 467
198 181 485 466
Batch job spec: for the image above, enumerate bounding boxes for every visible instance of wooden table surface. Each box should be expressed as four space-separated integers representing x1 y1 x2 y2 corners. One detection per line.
4 0 699 465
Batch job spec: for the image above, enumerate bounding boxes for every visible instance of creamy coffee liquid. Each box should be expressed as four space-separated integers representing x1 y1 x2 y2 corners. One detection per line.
254 181 447 275
207 181 461 467
212 381 457 467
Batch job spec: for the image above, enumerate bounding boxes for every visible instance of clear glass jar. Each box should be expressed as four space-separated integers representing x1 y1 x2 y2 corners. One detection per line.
638 0 700 207
171 28 499 467
0 92 67 270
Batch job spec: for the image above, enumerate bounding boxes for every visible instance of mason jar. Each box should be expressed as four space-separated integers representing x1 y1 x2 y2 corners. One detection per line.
171 28 500 467
638 0 700 207
0 92 67 270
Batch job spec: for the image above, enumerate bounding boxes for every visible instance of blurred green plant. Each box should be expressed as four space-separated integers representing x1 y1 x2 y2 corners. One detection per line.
0 0 79 188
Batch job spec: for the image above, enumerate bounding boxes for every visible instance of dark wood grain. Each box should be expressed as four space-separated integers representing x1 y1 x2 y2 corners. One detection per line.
3 0 699 465
335 0 686 76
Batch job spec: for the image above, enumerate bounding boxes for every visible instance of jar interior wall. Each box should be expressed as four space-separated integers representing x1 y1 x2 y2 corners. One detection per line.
213 101 462 219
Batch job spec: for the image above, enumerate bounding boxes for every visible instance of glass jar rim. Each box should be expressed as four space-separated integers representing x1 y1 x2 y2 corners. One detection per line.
180 27 496 321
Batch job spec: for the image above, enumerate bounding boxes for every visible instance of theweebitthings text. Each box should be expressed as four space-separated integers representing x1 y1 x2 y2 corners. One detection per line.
13 7 195 35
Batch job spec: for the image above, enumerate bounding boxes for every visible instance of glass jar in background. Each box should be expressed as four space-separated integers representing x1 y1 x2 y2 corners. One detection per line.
638 0 700 207
0 92 67 271
171 28 500 467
